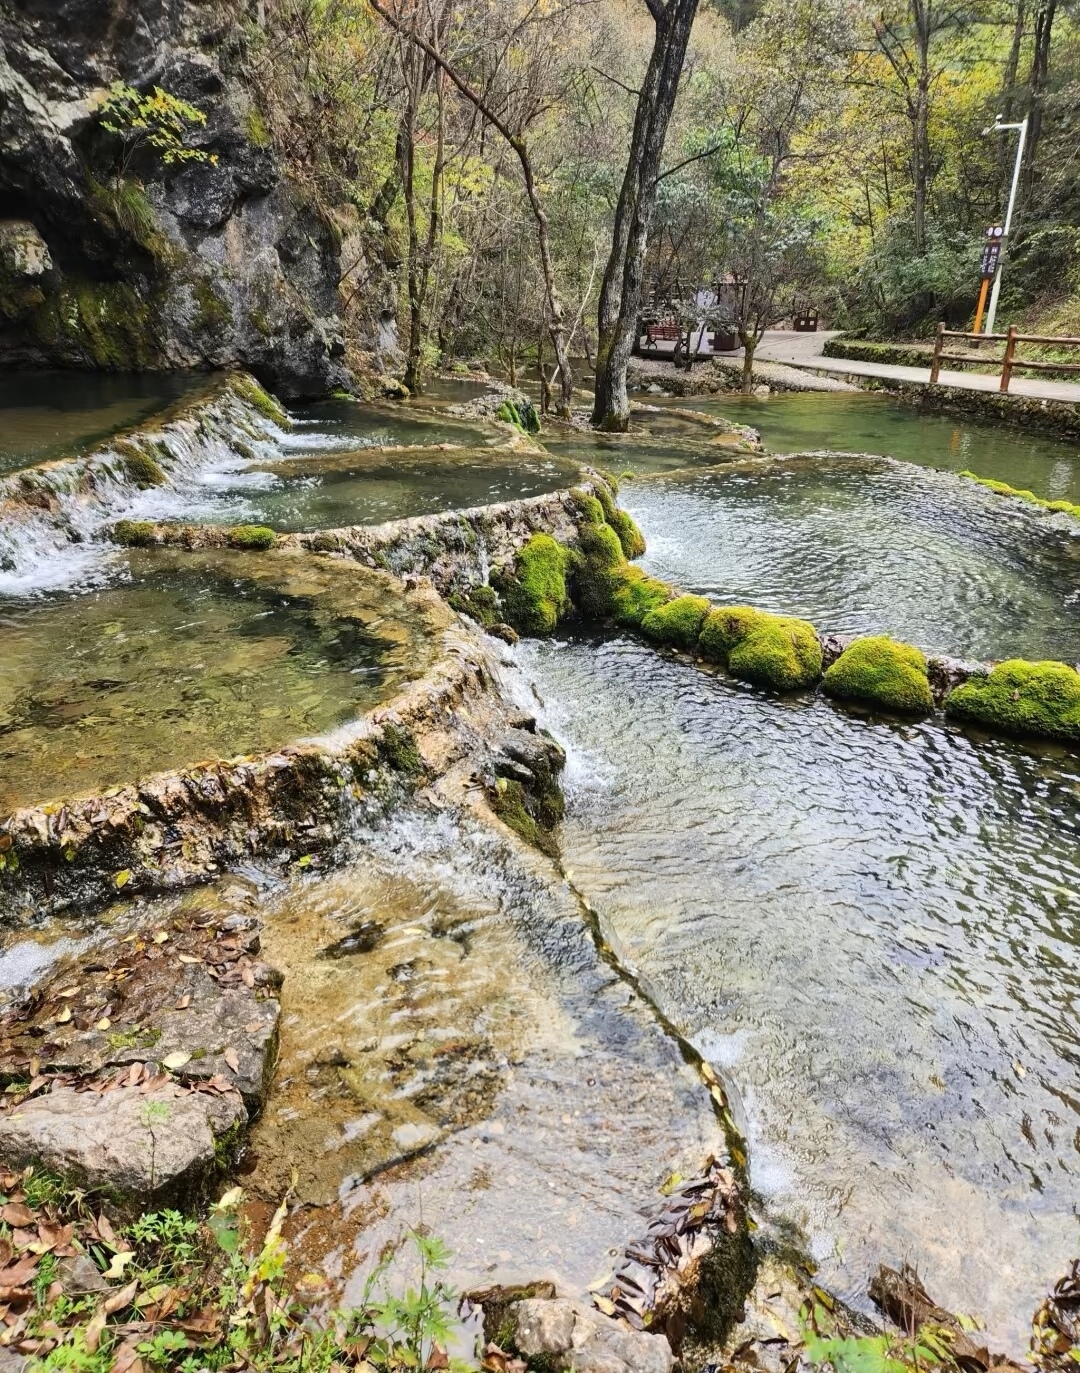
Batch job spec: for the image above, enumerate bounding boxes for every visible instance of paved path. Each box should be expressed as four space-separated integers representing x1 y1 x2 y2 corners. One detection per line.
756 330 1080 404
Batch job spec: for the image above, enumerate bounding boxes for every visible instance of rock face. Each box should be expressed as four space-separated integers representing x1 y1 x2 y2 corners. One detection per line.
512 1299 673 1373
0 1081 245 1204
0 0 349 395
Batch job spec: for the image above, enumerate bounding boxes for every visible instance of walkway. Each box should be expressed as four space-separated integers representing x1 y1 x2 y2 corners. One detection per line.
756 330 1080 404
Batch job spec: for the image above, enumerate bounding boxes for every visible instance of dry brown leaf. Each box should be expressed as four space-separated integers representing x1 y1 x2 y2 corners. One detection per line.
0 1206 33 1229
223 1047 240 1074
241 967 255 989
103 1280 139 1316
110 1335 145 1373
175 995 191 1011
83 1308 107 1353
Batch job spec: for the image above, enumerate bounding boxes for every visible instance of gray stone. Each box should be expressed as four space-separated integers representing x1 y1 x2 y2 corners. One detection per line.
56 1254 109 1297
0 1082 245 1204
512 1299 673 1373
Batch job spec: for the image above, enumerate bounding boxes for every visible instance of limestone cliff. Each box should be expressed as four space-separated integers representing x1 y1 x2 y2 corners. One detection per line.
0 0 352 396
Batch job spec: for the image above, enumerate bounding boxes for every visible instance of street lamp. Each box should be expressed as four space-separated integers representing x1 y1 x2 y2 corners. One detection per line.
980 113 1028 337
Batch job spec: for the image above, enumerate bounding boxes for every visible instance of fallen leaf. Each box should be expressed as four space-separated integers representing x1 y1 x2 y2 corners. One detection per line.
55 1009 72 1025
110 1335 145 1373
177 955 201 966
95 1018 112 1032
57 988 80 999
83 1308 107 1353
592 1294 617 1316
103 1280 139 1316
103 1251 135 1281
96 1214 118 1247
152 931 169 944
223 1047 240 1074
427 1345 450 1370
162 1052 191 1071
0 1206 33 1229
241 968 255 989
175 995 191 1010
113 870 131 890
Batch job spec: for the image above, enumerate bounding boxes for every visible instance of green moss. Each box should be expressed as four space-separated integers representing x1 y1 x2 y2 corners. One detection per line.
500 534 571 635
495 400 524 430
640 594 710 650
700 605 822 691
448 584 499 628
32 278 159 370
245 106 272 147
112 520 157 547
945 659 1080 741
608 565 673 628
114 440 166 488
380 723 424 775
823 636 934 714
490 778 559 859
570 489 605 526
958 470 1080 521
227 524 277 550
572 521 625 619
192 277 232 337
229 373 290 428
592 481 646 558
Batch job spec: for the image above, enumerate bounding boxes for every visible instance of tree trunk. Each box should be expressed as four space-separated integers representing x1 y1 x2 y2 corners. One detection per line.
998 1 1026 205
592 0 701 432
739 329 756 394
1024 0 1057 197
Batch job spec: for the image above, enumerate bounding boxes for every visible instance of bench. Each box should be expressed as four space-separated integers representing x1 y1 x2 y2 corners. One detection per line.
644 323 682 350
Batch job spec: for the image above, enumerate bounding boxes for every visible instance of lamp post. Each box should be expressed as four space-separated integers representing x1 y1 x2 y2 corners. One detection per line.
982 114 1028 337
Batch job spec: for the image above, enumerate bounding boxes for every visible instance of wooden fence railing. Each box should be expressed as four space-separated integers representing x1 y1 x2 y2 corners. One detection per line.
931 323 1080 392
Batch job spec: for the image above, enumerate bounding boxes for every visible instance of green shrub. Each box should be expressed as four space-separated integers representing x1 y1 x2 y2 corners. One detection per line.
700 605 822 691
640 594 710 649
227 524 276 550
500 534 571 635
823 636 934 714
112 519 157 546
945 659 1080 741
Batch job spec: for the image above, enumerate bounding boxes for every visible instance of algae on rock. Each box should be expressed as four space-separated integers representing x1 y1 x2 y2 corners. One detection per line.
946 659 1080 741
823 636 934 714
700 606 822 691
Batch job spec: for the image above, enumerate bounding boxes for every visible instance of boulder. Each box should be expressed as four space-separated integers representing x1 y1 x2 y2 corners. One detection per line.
512 1299 673 1373
0 1081 245 1205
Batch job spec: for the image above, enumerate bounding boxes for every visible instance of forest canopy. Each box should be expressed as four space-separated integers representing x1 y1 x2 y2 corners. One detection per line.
244 0 1080 397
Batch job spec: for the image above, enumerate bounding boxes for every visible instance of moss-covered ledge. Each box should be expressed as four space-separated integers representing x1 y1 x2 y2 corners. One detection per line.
0 372 289 577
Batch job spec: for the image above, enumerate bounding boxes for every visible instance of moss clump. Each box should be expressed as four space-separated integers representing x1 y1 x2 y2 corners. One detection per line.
572 519 669 626
500 534 571 635
570 488 606 526
115 440 166 488
700 605 822 691
380 723 424 775
945 659 1080 741
448 584 499 628
32 278 160 370
641 594 710 650
112 519 157 547
227 524 277 550
593 483 646 559
245 105 272 147
495 400 524 431
230 373 290 428
490 778 559 858
608 565 672 628
823 636 933 714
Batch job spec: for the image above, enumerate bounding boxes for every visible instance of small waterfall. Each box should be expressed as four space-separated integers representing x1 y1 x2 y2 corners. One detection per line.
0 378 285 594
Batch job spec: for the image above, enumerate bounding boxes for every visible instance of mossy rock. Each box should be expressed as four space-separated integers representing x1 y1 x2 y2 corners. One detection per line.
114 441 166 489
572 521 626 620
448 584 499 628
608 565 672 629
945 659 1080 741
380 723 425 775
700 605 822 692
112 520 157 547
500 534 571 636
822 636 933 714
229 374 290 428
592 483 644 556
227 525 277 550
570 488 605 526
490 778 558 859
640 594 710 650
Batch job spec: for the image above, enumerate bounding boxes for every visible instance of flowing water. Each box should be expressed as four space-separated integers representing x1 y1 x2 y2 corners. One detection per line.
0 370 205 477
0 548 432 814
621 455 1080 662
4 375 1080 1348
